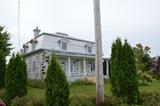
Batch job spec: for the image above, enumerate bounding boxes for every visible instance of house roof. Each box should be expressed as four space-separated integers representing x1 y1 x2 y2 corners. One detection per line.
35 32 95 44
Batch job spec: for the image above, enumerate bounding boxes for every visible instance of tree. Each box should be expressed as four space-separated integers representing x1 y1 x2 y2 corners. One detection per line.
0 50 6 89
110 38 139 104
110 38 123 96
133 44 151 72
0 26 12 56
45 53 69 106
120 40 139 104
0 26 12 90
5 54 27 105
133 44 153 83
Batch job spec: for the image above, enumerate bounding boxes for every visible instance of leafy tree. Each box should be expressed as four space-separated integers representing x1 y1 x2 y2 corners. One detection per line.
120 40 139 104
45 53 69 106
0 26 12 56
5 54 27 105
133 44 153 83
0 50 6 89
133 44 151 72
110 38 123 96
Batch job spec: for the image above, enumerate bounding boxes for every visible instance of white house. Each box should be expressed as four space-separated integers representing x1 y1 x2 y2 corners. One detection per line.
23 27 109 82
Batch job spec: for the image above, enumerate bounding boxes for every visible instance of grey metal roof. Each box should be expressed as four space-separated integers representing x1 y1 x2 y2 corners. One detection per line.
35 32 95 44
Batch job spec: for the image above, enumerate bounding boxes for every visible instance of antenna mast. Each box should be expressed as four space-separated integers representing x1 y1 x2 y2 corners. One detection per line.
18 0 21 50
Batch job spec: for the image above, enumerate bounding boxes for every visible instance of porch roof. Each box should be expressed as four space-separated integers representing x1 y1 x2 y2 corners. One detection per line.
24 49 96 58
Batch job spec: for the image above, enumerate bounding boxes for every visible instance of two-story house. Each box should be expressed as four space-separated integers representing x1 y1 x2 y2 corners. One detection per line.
23 27 109 82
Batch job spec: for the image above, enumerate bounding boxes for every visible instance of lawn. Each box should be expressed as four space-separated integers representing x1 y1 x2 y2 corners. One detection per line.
27 80 160 100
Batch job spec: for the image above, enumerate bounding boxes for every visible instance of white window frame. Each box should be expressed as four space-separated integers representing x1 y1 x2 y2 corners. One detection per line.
62 42 67 50
88 46 92 53
58 39 69 50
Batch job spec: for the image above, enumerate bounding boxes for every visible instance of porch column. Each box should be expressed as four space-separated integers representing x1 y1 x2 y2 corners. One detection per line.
106 59 109 79
83 58 86 76
68 57 71 78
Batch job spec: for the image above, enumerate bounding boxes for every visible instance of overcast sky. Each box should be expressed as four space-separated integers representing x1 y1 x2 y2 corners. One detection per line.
0 0 160 57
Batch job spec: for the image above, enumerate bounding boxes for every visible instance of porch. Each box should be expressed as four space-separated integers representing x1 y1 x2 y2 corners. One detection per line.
58 56 96 81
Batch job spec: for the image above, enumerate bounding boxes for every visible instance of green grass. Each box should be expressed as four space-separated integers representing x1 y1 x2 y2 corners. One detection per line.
139 80 160 92
27 80 160 100
1 80 160 101
28 87 45 100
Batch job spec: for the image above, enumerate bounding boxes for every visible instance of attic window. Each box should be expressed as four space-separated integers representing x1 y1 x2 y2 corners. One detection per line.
85 44 92 53
88 46 92 53
62 42 67 50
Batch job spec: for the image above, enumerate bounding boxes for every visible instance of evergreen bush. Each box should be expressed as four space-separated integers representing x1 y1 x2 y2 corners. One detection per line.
0 50 6 89
110 38 123 96
45 53 69 106
120 40 139 104
4 54 27 105
110 38 139 104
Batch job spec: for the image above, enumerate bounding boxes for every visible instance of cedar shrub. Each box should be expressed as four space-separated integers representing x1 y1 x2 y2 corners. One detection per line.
0 50 6 89
110 38 139 104
45 53 69 106
4 53 27 105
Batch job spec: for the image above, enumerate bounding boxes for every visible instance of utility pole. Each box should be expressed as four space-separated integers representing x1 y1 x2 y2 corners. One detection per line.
93 0 104 106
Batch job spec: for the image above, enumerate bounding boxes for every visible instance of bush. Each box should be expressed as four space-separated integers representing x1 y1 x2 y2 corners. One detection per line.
0 89 5 98
71 78 95 86
27 80 45 89
70 95 128 106
138 79 149 86
45 53 69 106
104 95 124 106
137 70 153 83
70 96 95 106
11 96 44 106
139 92 160 106
110 39 139 104
0 50 6 89
5 54 27 105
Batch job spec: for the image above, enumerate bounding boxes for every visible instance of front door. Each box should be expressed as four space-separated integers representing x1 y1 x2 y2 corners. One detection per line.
71 59 81 75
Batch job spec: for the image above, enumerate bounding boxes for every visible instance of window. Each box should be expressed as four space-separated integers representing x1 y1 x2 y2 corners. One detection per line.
58 39 69 50
62 42 67 50
88 46 92 53
85 44 92 53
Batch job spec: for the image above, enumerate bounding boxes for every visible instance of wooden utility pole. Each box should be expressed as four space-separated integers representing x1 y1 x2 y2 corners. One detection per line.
93 0 104 106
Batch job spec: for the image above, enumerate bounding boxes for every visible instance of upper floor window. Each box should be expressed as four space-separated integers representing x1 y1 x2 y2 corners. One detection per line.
30 39 38 51
62 42 67 50
23 44 28 54
85 43 92 53
58 38 69 50
88 46 92 53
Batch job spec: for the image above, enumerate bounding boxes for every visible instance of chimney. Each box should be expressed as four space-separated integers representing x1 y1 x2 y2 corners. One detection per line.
33 26 41 37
